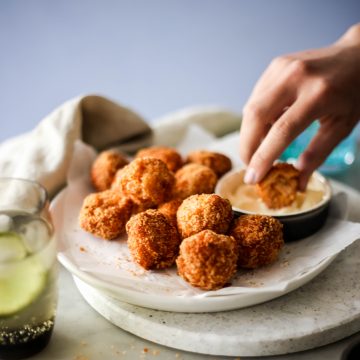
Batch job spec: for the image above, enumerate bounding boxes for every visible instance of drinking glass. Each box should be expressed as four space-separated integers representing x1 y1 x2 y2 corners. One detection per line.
0 178 57 360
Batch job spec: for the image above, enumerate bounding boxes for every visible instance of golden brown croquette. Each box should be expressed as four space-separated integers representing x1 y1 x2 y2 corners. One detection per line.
176 230 238 290
177 194 233 239
256 163 300 209
91 150 129 191
79 190 133 240
228 214 284 269
157 198 183 229
126 209 181 270
113 157 175 208
186 150 232 177
136 146 183 172
173 163 217 200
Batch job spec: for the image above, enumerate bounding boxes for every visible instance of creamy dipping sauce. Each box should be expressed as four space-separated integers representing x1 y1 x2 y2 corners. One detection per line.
224 171 329 216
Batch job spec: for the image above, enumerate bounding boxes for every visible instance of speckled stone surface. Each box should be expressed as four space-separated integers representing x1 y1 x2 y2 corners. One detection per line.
75 180 360 357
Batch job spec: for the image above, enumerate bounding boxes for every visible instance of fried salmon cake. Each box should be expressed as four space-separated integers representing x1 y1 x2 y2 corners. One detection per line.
228 214 284 269
186 150 232 177
113 157 175 209
126 209 181 270
173 163 217 200
157 198 183 229
177 194 233 239
79 190 133 240
135 146 183 172
91 150 129 191
256 163 300 209
176 230 238 290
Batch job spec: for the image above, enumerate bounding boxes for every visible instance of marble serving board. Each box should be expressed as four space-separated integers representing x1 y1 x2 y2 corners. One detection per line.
74 180 360 357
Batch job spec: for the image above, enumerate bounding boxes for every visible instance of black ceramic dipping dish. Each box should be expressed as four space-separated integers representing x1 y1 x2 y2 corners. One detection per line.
232 202 329 241
215 169 332 242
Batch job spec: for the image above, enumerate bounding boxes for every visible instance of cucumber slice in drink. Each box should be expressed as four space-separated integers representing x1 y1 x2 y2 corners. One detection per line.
0 232 47 316
0 232 27 262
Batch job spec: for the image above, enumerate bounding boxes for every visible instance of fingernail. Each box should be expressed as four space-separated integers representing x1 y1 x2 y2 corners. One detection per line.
244 168 257 184
295 158 304 171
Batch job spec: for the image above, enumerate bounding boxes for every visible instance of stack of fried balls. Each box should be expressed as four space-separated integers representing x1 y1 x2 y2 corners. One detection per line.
79 146 284 291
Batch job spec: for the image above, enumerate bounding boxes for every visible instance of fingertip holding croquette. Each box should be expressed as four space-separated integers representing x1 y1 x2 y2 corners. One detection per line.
91 150 129 191
79 190 133 240
256 163 300 209
177 194 233 239
126 209 181 270
186 150 232 177
176 230 238 290
173 163 217 200
229 214 284 269
135 146 183 172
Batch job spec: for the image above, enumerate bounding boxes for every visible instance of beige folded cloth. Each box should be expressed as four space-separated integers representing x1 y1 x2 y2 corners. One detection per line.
0 95 152 197
0 95 242 197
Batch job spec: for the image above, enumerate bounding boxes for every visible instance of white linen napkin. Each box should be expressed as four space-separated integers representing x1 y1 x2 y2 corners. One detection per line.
0 95 242 198
0 95 152 197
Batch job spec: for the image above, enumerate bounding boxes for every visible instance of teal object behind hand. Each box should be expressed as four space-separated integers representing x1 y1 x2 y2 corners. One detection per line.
281 121 358 174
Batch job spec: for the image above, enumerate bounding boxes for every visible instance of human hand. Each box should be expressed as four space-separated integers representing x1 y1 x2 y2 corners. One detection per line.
240 23 360 190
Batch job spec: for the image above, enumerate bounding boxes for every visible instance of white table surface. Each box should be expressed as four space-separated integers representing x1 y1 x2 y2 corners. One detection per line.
33 266 360 360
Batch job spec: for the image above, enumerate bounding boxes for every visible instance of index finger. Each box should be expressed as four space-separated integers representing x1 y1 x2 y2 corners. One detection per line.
244 96 316 184
239 61 299 165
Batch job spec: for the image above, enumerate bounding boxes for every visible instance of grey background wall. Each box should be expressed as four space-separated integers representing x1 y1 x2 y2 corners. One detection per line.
0 0 359 142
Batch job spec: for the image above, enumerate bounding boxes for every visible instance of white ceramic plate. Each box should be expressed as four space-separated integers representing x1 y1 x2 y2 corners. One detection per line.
51 180 354 313
68 253 334 313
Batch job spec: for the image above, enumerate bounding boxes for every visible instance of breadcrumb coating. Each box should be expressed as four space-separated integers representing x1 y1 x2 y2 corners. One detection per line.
158 198 183 229
177 194 233 239
111 167 125 189
113 157 175 208
186 150 232 177
174 163 217 200
126 209 181 270
79 190 133 240
256 163 300 209
229 214 284 269
176 230 238 290
91 150 129 191
136 146 183 172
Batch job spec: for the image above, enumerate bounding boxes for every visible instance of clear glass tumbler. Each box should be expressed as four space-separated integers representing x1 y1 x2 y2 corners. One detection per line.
0 178 57 360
